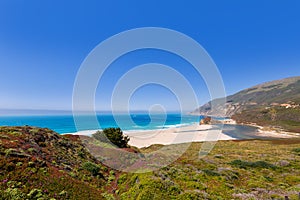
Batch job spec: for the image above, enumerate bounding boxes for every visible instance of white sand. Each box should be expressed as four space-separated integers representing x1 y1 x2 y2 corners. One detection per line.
64 124 236 148
125 124 236 148
257 129 300 138
64 123 299 148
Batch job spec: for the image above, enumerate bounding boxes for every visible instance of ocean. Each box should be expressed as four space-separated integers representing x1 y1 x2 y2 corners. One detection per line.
0 114 201 134
0 113 267 140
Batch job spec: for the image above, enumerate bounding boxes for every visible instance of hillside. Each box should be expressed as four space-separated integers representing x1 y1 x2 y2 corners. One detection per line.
193 76 300 132
0 126 116 199
1 126 300 199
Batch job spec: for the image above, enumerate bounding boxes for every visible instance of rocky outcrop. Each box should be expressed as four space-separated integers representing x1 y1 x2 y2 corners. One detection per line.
199 117 212 125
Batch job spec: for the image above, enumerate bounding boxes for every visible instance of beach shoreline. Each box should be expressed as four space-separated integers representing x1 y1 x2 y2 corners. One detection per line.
63 122 297 148
63 124 236 148
235 122 300 138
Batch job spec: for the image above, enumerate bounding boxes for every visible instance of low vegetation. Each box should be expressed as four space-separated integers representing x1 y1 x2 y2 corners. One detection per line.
116 139 300 199
0 126 109 199
1 126 300 199
232 106 300 133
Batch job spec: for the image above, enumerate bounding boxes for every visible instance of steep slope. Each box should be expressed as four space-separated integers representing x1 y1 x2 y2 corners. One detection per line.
0 126 111 199
193 76 300 116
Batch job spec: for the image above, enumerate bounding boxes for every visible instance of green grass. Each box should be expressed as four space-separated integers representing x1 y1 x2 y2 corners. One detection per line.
116 140 300 199
1 126 300 199
233 106 300 132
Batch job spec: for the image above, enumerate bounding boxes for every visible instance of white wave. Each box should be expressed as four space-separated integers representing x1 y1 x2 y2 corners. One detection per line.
156 122 195 129
61 122 198 136
62 129 101 136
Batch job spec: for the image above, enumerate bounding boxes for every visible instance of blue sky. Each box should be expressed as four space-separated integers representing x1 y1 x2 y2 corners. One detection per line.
0 1 300 112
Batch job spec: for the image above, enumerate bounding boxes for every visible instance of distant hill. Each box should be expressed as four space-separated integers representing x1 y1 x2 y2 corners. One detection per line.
193 76 300 116
192 76 300 132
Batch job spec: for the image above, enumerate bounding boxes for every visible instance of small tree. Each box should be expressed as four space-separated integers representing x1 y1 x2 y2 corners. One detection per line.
93 128 129 148
82 162 100 176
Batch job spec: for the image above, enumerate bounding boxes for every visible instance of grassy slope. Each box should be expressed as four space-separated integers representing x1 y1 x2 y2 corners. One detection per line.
232 106 300 133
116 140 300 200
195 76 300 132
1 126 300 200
226 77 300 105
0 126 116 200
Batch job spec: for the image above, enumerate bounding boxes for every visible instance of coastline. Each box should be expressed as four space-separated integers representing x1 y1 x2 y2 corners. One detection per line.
236 121 300 138
125 124 235 148
64 124 237 148
63 121 298 148
191 116 299 139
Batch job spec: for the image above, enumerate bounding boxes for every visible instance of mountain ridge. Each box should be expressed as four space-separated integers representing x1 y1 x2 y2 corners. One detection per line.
192 76 300 132
192 76 300 116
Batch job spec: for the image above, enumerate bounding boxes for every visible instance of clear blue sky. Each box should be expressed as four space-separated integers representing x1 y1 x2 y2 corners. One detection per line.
1 1 300 111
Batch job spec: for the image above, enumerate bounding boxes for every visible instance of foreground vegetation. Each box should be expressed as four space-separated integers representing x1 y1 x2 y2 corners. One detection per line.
1 126 300 199
0 126 108 199
117 140 300 200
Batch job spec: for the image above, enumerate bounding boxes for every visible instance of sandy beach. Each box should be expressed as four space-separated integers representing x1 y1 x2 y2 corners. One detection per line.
65 124 235 148
124 124 235 148
64 123 299 148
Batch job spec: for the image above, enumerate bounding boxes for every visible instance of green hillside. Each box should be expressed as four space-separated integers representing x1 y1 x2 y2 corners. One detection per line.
193 76 300 132
226 76 300 105
1 126 300 199
0 126 110 199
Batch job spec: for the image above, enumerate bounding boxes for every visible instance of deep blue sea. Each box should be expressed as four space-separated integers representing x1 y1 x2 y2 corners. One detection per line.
0 114 201 134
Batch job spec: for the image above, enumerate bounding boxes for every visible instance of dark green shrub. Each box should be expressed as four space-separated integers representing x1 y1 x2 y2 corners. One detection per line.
78 150 85 158
292 148 300 155
229 160 277 169
82 162 100 176
252 161 277 169
203 169 220 176
93 128 129 148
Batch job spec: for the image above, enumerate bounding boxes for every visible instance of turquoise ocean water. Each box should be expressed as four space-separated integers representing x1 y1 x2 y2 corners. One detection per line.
0 114 269 139
0 114 201 134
